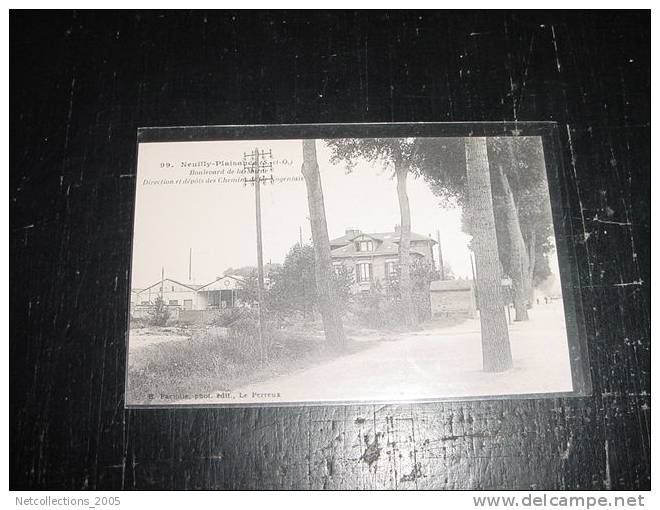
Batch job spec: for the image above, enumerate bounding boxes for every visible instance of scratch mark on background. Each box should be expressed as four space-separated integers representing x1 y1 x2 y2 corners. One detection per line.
550 25 562 72
604 440 612 490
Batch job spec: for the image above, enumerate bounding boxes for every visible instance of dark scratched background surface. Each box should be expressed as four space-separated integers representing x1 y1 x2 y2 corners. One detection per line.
10 11 650 489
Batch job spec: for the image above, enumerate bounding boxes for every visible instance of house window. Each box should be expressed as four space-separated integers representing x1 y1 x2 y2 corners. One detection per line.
332 262 343 275
386 261 398 279
171 285 175 291
169 300 179 306
356 262 372 283
141 301 149 305
356 240 373 252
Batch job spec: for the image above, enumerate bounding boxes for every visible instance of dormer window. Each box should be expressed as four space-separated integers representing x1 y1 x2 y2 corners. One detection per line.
356 240 373 252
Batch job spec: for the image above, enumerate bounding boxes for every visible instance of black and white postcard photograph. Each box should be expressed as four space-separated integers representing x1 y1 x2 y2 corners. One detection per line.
11 9 649 494
126 127 586 406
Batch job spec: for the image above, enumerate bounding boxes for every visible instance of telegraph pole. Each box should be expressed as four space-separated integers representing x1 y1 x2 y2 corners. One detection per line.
254 149 265 297
243 148 274 365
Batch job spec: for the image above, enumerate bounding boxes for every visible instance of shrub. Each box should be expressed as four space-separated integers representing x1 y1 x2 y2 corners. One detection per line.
209 307 249 328
147 296 170 326
126 311 322 403
349 278 430 329
350 281 404 329
129 317 149 330
267 242 353 318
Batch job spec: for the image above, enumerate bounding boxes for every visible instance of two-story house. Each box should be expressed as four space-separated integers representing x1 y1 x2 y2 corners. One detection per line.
329 226 436 293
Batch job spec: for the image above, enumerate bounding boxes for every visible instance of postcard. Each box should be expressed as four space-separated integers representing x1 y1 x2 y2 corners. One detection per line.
125 123 590 407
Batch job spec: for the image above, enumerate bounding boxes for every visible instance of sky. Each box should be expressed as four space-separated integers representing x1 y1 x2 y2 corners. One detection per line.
131 138 557 289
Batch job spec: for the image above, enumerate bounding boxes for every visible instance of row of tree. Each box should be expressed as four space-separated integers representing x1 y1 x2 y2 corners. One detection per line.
416 136 553 322
299 136 553 372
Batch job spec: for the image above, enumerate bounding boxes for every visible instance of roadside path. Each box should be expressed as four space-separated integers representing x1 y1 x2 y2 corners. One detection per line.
216 301 573 404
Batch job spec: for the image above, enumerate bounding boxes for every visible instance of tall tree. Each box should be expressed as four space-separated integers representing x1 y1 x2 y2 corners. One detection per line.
267 243 317 317
418 136 554 308
393 147 416 326
488 137 552 310
493 163 529 321
301 139 347 349
325 138 419 327
465 138 513 372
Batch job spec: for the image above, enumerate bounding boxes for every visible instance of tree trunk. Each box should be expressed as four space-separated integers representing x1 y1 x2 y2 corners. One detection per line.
465 138 513 372
394 156 417 327
301 139 347 349
495 164 530 321
525 229 537 306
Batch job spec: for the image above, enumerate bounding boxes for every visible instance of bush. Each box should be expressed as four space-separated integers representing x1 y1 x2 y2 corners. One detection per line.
350 282 403 329
206 307 297 363
146 296 170 327
126 310 321 403
349 279 430 329
129 317 149 330
209 307 250 328
267 242 354 318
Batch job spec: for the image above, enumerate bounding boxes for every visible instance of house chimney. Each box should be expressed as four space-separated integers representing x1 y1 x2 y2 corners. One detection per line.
394 224 401 233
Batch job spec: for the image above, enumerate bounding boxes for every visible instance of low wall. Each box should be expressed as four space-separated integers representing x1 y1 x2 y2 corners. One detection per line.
178 309 228 324
430 288 476 318
131 305 180 321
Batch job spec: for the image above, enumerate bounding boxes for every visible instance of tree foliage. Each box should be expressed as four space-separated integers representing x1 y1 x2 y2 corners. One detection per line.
267 242 353 317
147 295 170 327
415 137 468 206
223 263 280 278
324 137 421 327
325 138 422 175
237 271 260 305
268 243 317 316
418 136 555 287
487 137 554 288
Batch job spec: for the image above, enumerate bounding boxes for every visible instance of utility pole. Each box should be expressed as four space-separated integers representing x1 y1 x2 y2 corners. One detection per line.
243 148 274 365
188 248 192 281
436 229 445 280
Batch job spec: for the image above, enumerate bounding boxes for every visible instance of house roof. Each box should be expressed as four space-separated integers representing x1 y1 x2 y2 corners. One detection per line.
136 278 200 293
196 274 245 291
430 279 474 292
329 230 436 247
329 230 435 259
133 275 247 294
331 240 427 259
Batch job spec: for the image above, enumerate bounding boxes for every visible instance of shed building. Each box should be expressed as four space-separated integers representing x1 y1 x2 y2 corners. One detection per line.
429 279 476 318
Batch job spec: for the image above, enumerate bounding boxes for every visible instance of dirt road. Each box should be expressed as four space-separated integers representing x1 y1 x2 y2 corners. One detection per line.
219 301 573 404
